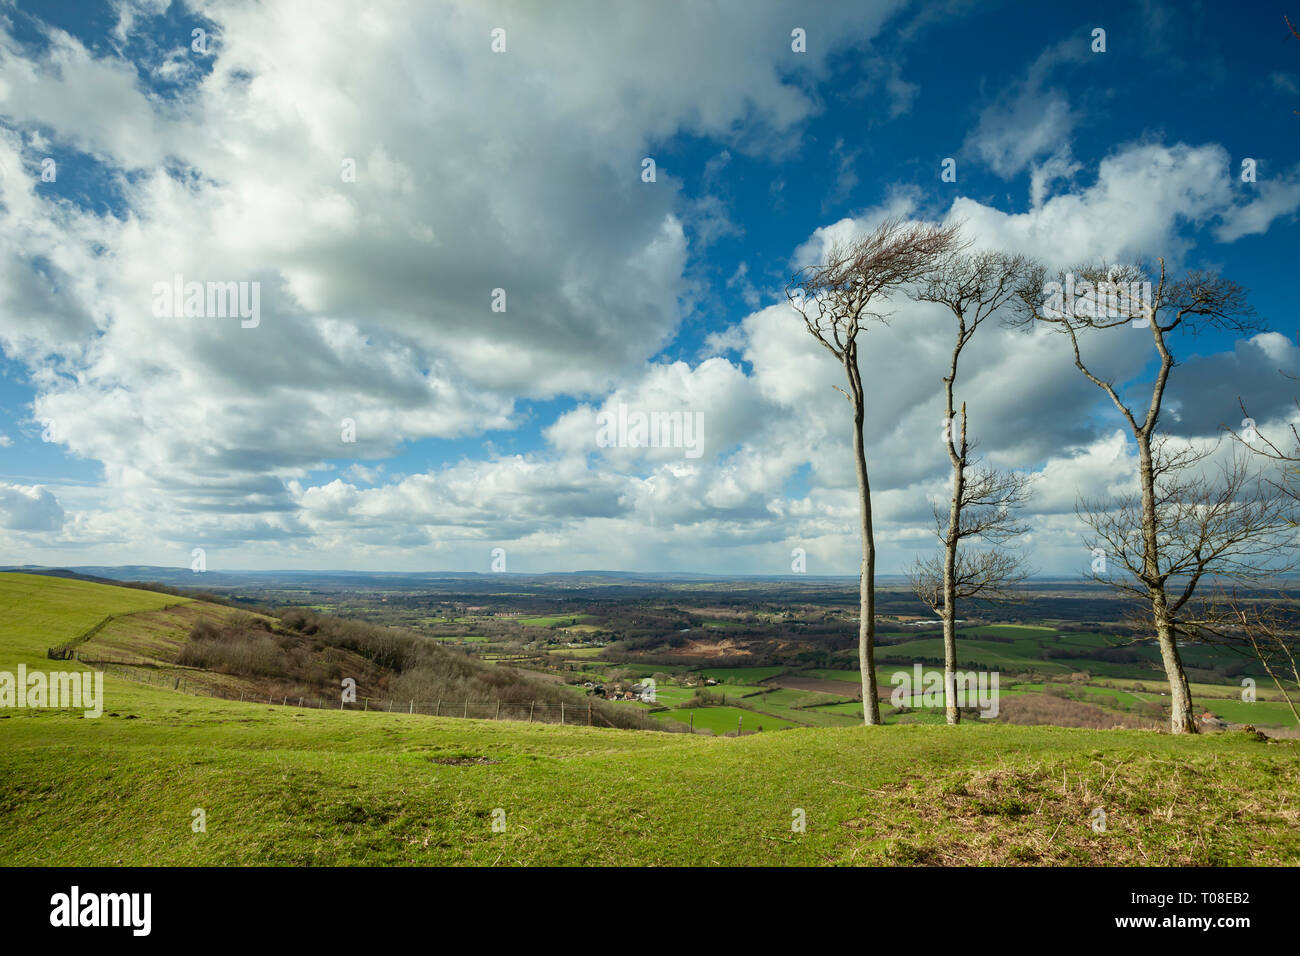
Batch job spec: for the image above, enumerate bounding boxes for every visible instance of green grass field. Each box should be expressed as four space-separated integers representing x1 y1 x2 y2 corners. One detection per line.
880 636 1081 671
759 656 1300 729
653 705 798 734
711 686 858 728
959 624 1057 637
1107 675 1291 703
644 683 768 705
702 684 769 699
3 572 1298 866
695 666 784 683
881 626 1256 684
804 668 865 682
0 573 190 667
643 684 696 706
1198 698 1299 726
519 615 596 627
1011 682 1143 708
753 687 850 708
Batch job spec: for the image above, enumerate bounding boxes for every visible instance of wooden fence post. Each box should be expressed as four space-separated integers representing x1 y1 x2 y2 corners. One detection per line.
364 698 369 712
529 701 535 723
435 699 441 716
495 700 501 719
409 700 413 714
738 714 743 736
588 701 592 726
690 712 694 732
561 701 565 725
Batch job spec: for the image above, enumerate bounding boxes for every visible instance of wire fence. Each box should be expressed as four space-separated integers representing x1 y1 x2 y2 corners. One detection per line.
45 602 191 660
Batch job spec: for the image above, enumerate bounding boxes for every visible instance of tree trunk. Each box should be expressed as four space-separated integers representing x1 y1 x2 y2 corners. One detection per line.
941 385 965 725
1152 604 1196 733
850 360 882 726
1137 437 1197 734
942 464 962 725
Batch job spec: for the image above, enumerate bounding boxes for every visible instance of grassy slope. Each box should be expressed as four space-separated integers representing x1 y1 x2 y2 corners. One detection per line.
2 572 1297 866
0 572 191 667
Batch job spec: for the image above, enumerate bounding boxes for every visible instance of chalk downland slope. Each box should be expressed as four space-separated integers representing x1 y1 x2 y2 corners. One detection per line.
1 572 1297 866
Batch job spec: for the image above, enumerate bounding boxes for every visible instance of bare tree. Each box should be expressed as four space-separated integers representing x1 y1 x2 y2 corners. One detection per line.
1014 258 1270 732
1215 349 1300 718
905 250 1035 723
1198 588 1300 727
1228 394 1300 509
1289 15 1300 116
786 216 960 724
1080 444 1297 690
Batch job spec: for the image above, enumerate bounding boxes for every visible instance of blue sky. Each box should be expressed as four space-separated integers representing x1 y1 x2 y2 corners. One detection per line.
0 0 1298 574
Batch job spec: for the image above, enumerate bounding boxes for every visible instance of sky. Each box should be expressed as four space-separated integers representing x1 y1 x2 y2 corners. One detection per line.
0 0 1298 576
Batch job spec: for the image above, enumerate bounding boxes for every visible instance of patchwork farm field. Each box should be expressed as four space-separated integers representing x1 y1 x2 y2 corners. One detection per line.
206 571 1292 734
877 636 1136 676
789 638 1295 730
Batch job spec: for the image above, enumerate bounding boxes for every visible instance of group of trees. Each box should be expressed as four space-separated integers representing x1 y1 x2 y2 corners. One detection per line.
788 219 1298 733
183 607 658 729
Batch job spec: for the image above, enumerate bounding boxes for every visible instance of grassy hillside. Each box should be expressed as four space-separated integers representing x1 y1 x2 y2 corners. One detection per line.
2 572 1297 866
4 573 654 729
0 571 191 667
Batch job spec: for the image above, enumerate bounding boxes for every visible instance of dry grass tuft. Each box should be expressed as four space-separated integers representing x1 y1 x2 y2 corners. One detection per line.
844 746 1300 865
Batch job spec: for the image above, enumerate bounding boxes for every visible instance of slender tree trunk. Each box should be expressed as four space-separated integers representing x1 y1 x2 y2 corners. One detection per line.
1152 594 1196 733
940 372 965 724
942 460 962 725
850 356 881 725
1137 437 1197 734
